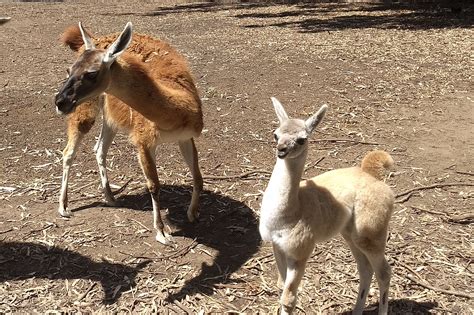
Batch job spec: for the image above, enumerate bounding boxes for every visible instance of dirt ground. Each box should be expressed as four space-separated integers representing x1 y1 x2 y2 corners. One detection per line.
0 1 473 313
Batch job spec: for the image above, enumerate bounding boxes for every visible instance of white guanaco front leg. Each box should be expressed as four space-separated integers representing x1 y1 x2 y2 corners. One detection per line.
280 258 308 315
273 243 288 289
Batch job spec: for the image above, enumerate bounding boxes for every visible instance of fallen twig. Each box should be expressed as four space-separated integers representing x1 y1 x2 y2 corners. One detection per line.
129 218 152 232
240 296 258 313
304 156 325 172
448 213 474 224
71 178 131 195
410 206 473 224
201 170 272 181
0 228 13 234
395 257 474 299
455 171 474 176
396 182 474 198
120 240 198 261
119 253 158 263
166 304 183 314
69 179 135 204
112 178 132 195
70 181 96 194
411 205 448 217
77 282 97 302
162 240 198 260
310 138 380 145
406 274 474 299
395 191 416 203
173 300 192 314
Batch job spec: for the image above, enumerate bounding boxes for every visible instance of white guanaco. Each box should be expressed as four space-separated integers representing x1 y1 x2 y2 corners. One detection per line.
260 97 394 315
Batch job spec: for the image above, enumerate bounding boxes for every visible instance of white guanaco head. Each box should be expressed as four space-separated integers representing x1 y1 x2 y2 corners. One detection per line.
271 97 328 159
55 22 133 115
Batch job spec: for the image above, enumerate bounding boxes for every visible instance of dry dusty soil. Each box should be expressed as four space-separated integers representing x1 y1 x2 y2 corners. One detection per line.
0 1 473 313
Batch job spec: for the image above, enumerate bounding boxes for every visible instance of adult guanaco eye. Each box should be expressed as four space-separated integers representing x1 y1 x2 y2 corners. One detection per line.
84 71 98 80
296 138 306 145
273 133 279 141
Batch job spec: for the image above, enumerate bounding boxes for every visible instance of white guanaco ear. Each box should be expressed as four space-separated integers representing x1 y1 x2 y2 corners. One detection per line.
103 22 133 65
271 97 289 124
79 22 95 50
305 104 328 134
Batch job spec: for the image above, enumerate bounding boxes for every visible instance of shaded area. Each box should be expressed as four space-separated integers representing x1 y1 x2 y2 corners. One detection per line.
79 184 262 302
341 299 438 314
13 0 63 2
0 241 150 303
135 1 473 31
236 3 474 31
141 1 273 16
98 1 272 18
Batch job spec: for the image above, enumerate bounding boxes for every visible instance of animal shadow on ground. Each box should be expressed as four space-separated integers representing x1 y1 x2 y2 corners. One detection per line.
341 299 438 314
0 241 150 304
114 184 262 302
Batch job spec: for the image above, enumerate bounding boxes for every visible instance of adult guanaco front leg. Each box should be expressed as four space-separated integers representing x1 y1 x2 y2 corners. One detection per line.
59 126 86 217
58 99 99 217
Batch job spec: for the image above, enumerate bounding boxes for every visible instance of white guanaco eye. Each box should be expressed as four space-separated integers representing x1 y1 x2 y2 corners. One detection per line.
296 138 307 145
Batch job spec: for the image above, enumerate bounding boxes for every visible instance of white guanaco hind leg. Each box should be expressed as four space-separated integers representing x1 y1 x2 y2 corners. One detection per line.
343 236 375 315
365 251 391 315
178 138 203 222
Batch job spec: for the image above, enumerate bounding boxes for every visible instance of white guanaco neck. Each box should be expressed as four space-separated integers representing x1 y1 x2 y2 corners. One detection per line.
262 150 308 216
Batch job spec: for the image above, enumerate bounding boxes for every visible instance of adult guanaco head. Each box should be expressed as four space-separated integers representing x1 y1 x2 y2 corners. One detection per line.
55 22 133 115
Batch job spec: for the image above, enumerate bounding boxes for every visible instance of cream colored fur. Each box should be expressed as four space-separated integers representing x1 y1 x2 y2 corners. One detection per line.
260 97 394 315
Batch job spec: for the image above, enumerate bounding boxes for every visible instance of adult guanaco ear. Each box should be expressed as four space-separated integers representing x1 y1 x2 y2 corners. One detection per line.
305 104 328 134
103 22 133 65
271 97 289 124
79 22 95 50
